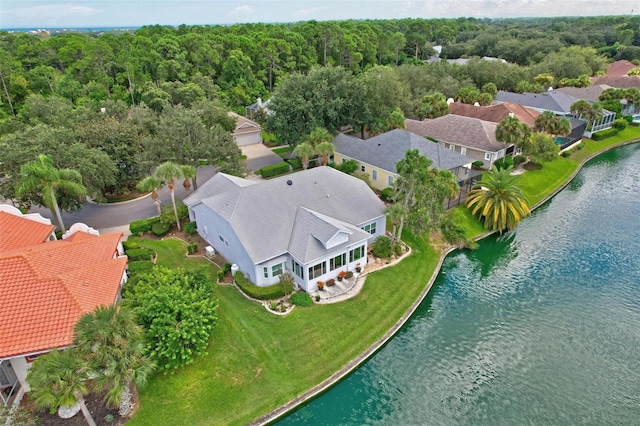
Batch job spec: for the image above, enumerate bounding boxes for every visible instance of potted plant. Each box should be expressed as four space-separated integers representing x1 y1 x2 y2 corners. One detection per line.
317 281 325 291
355 263 362 273
337 270 347 281
326 278 336 287
345 271 353 279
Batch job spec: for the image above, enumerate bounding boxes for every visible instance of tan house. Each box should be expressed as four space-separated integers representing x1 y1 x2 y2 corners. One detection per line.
332 129 473 191
228 111 263 146
0 205 128 405
448 101 540 128
405 115 506 169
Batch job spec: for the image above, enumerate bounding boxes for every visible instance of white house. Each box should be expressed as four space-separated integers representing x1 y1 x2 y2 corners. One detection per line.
0 205 128 405
184 167 386 292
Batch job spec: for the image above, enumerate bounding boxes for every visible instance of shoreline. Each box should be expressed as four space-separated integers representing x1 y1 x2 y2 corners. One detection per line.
251 137 640 425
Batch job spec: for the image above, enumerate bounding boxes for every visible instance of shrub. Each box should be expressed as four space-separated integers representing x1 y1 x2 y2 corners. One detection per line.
151 221 170 236
440 216 467 245
326 278 336 286
315 295 320 302
125 247 155 262
223 263 232 275
613 118 628 130
345 271 354 279
177 203 189 220
290 292 313 307
380 187 394 202
371 235 393 258
336 159 358 174
269 301 277 311
259 162 291 178
186 243 198 254
286 157 303 171
184 221 197 234
129 217 160 235
472 160 484 169
577 143 585 150
624 115 633 123
122 240 140 251
493 156 514 171
393 243 403 256
513 155 527 165
234 272 293 299
591 128 619 141
127 260 155 275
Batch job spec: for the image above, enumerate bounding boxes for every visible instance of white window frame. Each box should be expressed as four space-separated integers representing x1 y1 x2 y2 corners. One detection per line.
372 170 377 181
484 152 492 161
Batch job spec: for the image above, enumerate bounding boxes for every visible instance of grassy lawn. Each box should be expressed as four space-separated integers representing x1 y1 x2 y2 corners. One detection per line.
126 237 218 277
129 232 440 426
272 146 292 158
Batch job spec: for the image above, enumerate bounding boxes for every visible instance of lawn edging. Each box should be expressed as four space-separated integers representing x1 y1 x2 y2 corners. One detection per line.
251 137 640 425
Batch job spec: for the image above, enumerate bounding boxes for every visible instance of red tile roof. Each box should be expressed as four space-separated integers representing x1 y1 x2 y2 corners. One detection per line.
449 102 540 127
0 215 127 359
0 212 55 252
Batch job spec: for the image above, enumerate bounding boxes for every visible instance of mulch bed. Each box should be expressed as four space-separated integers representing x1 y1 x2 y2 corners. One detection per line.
21 388 134 426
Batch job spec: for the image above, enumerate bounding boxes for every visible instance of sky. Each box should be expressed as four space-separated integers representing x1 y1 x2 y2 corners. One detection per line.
1 0 637 29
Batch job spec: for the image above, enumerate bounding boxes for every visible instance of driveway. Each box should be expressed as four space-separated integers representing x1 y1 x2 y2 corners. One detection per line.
241 143 284 171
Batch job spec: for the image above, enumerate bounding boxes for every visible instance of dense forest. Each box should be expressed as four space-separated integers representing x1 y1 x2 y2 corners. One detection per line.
1 16 639 207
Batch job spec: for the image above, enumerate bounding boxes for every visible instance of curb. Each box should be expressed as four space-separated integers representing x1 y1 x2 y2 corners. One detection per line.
86 192 153 205
249 138 640 425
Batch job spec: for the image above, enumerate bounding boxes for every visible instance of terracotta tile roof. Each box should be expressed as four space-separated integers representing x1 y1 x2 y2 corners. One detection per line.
0 216 127 358
0 212 55 252
605 60 638 77
449 102 540 127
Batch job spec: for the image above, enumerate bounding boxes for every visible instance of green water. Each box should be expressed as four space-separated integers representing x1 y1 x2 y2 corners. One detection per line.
279 143 640 425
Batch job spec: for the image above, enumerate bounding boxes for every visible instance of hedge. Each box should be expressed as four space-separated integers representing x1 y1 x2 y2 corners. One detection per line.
128 260 155 275
130 217 161 235
234 272 292 300
258 162 291 178
286 157 303 171
151 221 171 236
125 248 155 262
591 128 619 141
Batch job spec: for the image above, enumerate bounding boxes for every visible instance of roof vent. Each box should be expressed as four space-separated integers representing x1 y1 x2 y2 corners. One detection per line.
378 143 381 146
287 180 292 186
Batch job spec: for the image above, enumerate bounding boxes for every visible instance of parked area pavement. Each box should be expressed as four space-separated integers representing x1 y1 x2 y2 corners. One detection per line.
241 143 285 171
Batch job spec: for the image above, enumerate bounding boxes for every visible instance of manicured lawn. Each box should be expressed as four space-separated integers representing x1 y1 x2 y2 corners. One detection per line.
126 237 217 274
129 232 440 426
514 157 579 206
272 146 292 158
571 126 640 163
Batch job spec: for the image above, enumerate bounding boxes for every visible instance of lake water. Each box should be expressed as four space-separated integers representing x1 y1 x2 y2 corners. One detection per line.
279 143 640 425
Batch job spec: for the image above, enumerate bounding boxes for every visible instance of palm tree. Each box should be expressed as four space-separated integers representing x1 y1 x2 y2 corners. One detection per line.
136 176 163 217
495 116 531 159
181 165 197 196
293 142 315 170
306 127 333 147
154 161 183 231
27 349 97 426
570 100 603 131
16 154 87 233
534 111 557 134
74 306 155 414
315 141 335 166
385 202 408 244
465 165 531 233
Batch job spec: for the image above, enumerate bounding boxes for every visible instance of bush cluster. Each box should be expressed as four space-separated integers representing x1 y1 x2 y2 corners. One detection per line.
258 162 291 178
472 160 484 169
493 156 514 171
129 217 161 235
380 187 394 202
613 118 628 131
286 157 303 171
151 221 170 236
371 235 393 258
234 272 292 299
513 155 527 165
125 247 155 262
290 292 313 307
186 242 198 254
591 128 619 141
127 260 154 276
184 221 197 234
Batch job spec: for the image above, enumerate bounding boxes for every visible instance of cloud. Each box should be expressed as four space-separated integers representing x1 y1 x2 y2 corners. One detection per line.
293 6 328 18
227 5 254 16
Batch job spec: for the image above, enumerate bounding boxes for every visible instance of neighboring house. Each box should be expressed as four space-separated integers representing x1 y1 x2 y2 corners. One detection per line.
228 111 263 146
245 97 272 121
0 205 128 404
184 167 385 293
591 75 640 90
332 129 474 191
603 60 637 77
449 101 540 128
405 115 504 169
495 90 612 138
554 84 613 102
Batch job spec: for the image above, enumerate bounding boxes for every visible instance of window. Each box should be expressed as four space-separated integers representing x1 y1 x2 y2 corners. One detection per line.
26 353 43 363
361 165 366 172
372 170 377 181
461 147 467 155
218 234 224 243
388 176 394 186
263 267 268 278
272 263 283 277
350 245 365 262
292 260 304 279
362 222 377 235
449 144 455 151
342 158 346 163
308 262 326 279
330 253 346 270
484 152 492 161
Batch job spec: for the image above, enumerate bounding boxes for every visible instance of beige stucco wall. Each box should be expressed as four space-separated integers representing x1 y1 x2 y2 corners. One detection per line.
333 153 396 191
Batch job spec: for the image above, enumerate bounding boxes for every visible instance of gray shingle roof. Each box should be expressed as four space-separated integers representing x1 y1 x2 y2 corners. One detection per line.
190 167 385 264
554 85 613 102
495 90 578 113
184 173 256 207
333 129 473 174
406 115 504 153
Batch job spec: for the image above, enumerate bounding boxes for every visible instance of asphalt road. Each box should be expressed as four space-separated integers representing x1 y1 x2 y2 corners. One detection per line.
24 166 217 229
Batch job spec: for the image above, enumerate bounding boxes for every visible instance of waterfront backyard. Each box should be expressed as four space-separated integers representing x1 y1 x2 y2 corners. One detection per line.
128 128 640 425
